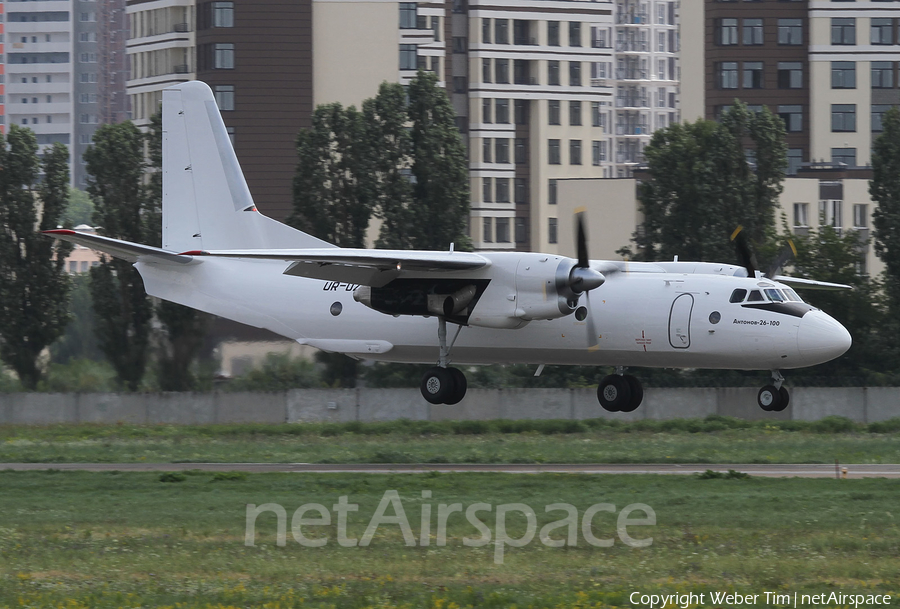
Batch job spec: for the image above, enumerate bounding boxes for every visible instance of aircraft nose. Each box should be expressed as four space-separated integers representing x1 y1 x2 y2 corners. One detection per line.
797 310 852 364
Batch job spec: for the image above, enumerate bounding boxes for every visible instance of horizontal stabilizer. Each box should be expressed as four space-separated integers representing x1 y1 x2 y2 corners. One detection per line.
182 248 491 287
44 229 194 265
774 275 853 291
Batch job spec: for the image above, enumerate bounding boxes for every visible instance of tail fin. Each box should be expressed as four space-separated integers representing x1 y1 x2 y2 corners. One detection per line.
162 81 334 252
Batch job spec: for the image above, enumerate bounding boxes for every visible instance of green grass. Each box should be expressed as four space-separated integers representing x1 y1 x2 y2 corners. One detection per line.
2 417 900 464
0 470 898 608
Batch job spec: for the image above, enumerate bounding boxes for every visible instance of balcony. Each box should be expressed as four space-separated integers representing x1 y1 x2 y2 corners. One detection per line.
615 40 648 53
616 69 649 81
616 124 650 136
174 64 190 74
616 152 645 164
617 13 649 25
617 96 648 108
174 23 191 33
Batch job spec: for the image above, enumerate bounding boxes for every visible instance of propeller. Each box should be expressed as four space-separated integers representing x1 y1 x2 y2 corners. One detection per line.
730 225 797 279
570 209 605 348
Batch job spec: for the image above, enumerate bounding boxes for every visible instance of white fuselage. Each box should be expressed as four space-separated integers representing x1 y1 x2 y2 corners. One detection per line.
136 251 851 372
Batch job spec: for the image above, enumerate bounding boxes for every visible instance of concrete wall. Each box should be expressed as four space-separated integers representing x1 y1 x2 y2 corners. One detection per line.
0 387 896 425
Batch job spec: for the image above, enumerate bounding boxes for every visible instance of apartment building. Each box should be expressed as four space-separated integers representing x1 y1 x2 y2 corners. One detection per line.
0 3 5 132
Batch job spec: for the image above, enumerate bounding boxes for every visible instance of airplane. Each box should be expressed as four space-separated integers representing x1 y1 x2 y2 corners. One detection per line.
46 81 852 414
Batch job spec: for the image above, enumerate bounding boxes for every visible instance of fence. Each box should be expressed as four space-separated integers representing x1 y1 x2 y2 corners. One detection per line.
0 387 897 425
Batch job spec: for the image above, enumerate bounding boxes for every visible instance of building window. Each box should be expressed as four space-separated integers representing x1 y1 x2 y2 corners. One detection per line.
591 101 604 128
214 43 234 69
482 18 491 43
777 19 802 45
400 3 417 29
515 138 527 164
743 18 763 45
453 76 467 93
718 18 738 45
592 140 606 165
570 140 582 165
548 21 560 46
548 61 560 85
569 61 581 86
778 105 802 132
214 85 235 110
831 105 856 132
548 218 558 244
496 139 510 164
515 179 528 204
853 204 868 229
548 179 557 205
213 1 234 28
819 198 843 229
482 138 492 162
831 62 855 89
496 181 510 205
496 217 510 241
743 62 763 89
514 60 532 85
831 18 856 45
514 99 529 125
872 104 893 132
569 100 582 126
872 18 893 45
515 217 527 243
719 62 738 89
483 217 493 242
549 139 561 164
793 202 808 227
495 19 509 44
872 62 894 89
453 37 467 53
548 100 560 125
496 59 509 83
569 21 581 46
482 58 491 83
483 178 492 203
400 44 417 69
787 149 803 176
495 98 509 123
831 147 856 167
777 62 802 89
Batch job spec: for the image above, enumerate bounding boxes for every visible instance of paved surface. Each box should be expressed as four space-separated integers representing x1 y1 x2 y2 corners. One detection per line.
2 463 899 478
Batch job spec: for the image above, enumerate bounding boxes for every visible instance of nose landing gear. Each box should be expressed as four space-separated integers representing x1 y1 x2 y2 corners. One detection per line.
420 317 469 405
758 371 789 412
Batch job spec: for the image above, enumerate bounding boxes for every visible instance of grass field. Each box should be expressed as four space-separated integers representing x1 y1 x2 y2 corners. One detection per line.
2 417 900 464
1 470 899 608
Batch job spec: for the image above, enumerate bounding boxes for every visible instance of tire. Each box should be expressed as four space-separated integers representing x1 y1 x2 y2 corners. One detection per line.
773 386 790 412
620 375 644 413
597 374 632 412
444 367 468 405
757 385 782 412
421 367 455 405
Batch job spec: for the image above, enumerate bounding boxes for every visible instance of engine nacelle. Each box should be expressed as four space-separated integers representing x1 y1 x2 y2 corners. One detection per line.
510 254 604 322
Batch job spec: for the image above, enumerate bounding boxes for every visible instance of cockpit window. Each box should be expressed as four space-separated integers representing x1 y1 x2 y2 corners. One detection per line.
747 290 764 302
784 289 803 302
729 288 747 303
765 289 785 303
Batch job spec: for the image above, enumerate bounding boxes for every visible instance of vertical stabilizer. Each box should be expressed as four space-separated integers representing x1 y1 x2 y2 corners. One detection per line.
162 81 334 252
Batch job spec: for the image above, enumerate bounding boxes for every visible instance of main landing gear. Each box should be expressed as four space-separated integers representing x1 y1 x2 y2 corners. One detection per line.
757 370 790 412
597 367 644 413
420 317 469 405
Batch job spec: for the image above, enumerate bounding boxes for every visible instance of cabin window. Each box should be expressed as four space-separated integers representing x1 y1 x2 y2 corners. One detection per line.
747 290 764 302
765 289 785 302
729 289 747 303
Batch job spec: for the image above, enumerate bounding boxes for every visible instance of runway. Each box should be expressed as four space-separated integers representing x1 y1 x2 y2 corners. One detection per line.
3 463 899 478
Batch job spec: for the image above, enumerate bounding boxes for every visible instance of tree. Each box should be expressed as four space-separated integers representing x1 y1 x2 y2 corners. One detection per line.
405 70 471 251
0 130 73 389
63 188 95 227
636 102 787 262
145 111 211 391
85 122 154 391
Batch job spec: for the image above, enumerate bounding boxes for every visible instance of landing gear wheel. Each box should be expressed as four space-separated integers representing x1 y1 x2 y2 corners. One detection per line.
620 375 644 413
773 386 790 412
598 374 632 412
757 385 782 412
421 367 455 405
444 367 468 405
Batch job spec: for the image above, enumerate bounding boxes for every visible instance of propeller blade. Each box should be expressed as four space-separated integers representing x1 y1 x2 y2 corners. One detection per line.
765 239 797 278
575 208 589 268
730 225 758 277
584 291 598 349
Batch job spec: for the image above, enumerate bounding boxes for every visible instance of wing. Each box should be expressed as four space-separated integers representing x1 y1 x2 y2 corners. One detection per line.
182 248 491 287
44 229 194 265
774 275 853 291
